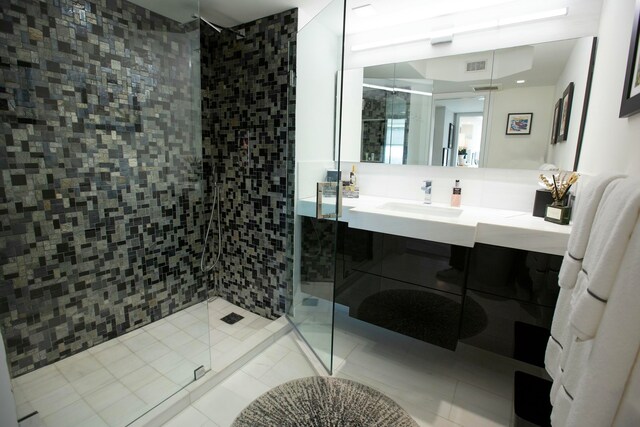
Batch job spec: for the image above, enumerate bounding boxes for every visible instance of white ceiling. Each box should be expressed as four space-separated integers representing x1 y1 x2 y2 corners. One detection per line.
126 0 604 36
128 0 333 27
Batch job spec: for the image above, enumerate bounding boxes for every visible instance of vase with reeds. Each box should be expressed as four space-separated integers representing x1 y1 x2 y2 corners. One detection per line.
539 171 579 225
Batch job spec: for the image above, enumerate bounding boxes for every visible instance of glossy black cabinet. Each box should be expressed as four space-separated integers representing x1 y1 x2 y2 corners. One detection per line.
336 227 469 350
336 227 563 363
460 243 562 361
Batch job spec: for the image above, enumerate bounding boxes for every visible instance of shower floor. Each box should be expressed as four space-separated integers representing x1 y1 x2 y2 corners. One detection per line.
12 299 275 427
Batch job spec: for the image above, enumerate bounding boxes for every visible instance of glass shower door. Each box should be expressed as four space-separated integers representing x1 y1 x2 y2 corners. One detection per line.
289 0 346 373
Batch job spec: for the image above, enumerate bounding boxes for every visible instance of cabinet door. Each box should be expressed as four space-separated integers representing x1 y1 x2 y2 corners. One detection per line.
467 243 561 307
460 289 556 359
381 234 467 295
342 226 383 277
354 277 463 351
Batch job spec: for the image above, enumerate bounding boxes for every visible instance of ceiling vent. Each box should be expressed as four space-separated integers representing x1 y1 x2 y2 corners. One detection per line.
466 60 487 72
472 84 501 92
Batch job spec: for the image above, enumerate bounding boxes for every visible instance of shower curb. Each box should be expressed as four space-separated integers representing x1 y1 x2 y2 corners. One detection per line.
129 317 292 427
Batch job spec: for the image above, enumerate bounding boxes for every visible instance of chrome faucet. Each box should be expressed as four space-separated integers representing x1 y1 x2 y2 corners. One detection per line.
421 180 432 204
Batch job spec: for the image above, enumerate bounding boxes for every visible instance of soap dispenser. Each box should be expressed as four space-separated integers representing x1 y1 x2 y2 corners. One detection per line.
421 180 432 204
451 179 462 207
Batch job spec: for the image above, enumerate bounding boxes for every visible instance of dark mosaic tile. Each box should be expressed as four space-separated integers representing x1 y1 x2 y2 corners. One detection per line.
0 0 205 377
200 9 297 320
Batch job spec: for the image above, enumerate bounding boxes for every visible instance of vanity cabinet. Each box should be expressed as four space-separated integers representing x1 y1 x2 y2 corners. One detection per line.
460 243 562 363
336 225 563 364
336 226 469 351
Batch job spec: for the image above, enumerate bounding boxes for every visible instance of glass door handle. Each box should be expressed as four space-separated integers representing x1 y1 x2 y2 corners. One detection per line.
316 182 342 219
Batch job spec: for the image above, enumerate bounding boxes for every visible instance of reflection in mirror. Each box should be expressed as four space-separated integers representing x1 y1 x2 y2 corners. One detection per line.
340 37 595 171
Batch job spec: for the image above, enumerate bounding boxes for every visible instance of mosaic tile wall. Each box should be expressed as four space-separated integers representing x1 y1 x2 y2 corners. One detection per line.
200 9 297 319
0 0 204 376
361 89 411 163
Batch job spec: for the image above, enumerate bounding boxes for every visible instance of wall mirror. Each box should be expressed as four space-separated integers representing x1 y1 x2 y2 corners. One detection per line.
339 36 596 171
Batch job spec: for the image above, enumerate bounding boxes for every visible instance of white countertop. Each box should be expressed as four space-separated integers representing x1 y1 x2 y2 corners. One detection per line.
297 195 570 256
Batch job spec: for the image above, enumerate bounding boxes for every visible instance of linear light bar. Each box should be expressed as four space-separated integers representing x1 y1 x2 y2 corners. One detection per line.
351 7 568 52
363 83 432 97
498 8 568 26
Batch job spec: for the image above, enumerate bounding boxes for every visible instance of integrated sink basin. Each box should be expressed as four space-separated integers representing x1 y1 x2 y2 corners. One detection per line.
378 202 463 218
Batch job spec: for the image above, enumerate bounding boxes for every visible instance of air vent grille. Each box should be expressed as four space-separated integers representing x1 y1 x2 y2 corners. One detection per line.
473 85 500 92
466 61 487 72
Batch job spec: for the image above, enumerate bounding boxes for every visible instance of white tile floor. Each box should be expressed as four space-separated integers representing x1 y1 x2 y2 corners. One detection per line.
13 299 276 427
164 304 542 427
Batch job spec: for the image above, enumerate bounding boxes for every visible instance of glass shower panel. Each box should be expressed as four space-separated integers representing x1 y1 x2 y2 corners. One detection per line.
290 0 346 373
0 0 206 425
126 0 209 417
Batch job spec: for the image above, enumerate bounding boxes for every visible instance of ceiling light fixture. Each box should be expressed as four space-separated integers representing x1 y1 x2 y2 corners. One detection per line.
516 80 526 84
363 83 432 97
351 7 568 52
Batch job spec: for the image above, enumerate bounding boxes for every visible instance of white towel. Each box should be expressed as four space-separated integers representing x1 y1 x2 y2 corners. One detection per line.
569 178 640 340
562 216 640 426
546 288 572 382
613 347 640 426
557 174 624 290
546 175 622 381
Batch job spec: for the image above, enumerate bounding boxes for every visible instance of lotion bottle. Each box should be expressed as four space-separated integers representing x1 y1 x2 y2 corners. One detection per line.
451 179 462 207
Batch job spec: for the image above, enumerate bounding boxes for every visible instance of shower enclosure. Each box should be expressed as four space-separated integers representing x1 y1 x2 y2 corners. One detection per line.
289 0 347 373
0 0 209 425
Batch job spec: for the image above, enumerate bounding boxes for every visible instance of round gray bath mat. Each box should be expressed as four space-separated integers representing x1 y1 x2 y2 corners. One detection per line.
231 376 419 427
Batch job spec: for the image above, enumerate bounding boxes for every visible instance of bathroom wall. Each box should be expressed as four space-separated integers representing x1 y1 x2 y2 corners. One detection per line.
340 162 544 213
200 9 297 319
484 86 556 169
0 0 204 376
578 0 640 176
545 37 594 171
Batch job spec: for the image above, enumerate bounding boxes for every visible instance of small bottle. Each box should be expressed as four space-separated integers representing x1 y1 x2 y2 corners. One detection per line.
451 179 462 207
350 165 357 188
421 180 432 204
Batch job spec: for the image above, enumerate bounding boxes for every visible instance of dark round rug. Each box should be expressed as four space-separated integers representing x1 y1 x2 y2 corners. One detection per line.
231 376 419 427
357 289 488 349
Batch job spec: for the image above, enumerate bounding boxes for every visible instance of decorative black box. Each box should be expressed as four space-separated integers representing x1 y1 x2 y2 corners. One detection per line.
533 189 554 217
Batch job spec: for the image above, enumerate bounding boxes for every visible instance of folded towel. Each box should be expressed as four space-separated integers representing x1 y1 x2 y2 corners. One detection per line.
558 254 581 289
570 178 640 340
547 269 587 382
612 348 640 426
547 288 572 380
550 383 574 426
557 174 624 289
563 217 640 426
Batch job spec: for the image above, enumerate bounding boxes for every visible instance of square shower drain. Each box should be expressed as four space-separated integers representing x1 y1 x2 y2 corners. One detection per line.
221 312 244 325
302 298 319 307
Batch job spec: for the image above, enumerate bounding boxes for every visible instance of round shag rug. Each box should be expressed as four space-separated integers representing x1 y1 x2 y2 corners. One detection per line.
231 376 419 427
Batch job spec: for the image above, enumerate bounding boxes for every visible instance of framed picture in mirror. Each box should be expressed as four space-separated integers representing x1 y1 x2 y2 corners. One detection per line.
559 82 574 141
551 98 562 144
506 113 533 135
620 0 640 118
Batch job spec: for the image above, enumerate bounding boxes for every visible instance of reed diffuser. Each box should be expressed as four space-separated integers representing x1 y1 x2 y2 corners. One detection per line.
539 171 579 224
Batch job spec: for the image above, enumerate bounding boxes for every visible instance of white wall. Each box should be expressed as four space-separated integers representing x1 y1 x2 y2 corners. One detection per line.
295 0 344 199
340 161 544 212
578 0 640 176
484 86 555 169
406 93 433 165
339 68 364 162
0 332 18 427
546 37 594 170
